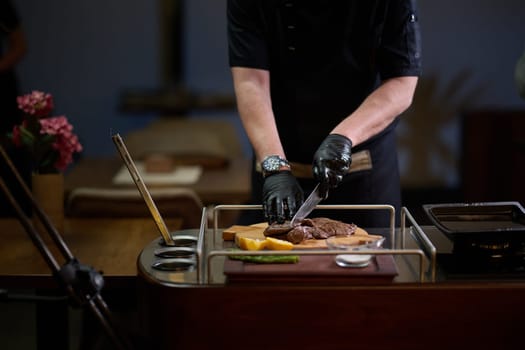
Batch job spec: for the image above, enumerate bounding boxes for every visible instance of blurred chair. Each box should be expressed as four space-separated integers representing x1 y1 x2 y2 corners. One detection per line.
66 187 203 229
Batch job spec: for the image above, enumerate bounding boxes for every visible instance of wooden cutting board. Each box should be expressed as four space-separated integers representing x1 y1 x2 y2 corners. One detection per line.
223 223 383 249
224 254 399 285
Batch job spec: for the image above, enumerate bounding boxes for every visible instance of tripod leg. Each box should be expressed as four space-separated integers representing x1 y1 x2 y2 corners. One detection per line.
1 147 134 349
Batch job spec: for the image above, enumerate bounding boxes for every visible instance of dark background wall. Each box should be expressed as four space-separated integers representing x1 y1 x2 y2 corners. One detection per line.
12 0 525 191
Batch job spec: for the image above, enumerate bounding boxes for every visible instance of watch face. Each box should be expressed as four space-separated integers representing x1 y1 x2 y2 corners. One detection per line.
263 157 280 171
261 156 289 176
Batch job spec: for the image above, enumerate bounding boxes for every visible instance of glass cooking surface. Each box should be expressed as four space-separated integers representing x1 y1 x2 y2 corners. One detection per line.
438 220 525 232
423 202 525 234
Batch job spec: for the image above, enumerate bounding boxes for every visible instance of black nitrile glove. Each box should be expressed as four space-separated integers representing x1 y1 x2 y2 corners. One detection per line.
262 171 304 224
312 134 353 199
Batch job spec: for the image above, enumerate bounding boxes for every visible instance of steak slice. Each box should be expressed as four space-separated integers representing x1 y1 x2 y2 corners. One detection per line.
264 217 357 244
303 218 357 239
286 225 315 244
263 222 297 236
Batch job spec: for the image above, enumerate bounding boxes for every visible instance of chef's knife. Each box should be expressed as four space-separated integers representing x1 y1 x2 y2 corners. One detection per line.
290 183 323 226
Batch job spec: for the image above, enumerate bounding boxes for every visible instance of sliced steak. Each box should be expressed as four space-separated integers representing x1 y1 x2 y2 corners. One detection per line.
303 218 357 239
286 225 315 244
263 217 357 244
263 222 297 236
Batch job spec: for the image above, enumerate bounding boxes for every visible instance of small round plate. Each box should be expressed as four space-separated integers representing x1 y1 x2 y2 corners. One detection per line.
335 254 372 268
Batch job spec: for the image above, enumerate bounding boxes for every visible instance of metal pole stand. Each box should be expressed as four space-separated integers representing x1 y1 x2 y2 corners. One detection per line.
0 146 133 350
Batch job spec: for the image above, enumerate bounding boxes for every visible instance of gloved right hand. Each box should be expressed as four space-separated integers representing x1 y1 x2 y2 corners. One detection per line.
262 171 304 224
312 134 353 199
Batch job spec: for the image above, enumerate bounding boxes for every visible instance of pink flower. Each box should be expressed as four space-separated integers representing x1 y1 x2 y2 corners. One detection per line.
40 116 83 171
17 90 54 117
8 91 83 174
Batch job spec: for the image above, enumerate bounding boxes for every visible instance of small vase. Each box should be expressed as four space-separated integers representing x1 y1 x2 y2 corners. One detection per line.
32 173 65 237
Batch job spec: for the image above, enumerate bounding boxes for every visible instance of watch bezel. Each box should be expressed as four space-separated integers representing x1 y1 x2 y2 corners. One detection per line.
261 155 290 177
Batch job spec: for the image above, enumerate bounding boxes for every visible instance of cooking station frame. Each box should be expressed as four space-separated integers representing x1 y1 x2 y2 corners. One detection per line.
207 205 435 283
138 205 438 286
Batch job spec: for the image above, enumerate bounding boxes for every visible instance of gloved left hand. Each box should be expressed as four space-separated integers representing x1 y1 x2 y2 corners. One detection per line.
262 171 304 224
312 134 353 199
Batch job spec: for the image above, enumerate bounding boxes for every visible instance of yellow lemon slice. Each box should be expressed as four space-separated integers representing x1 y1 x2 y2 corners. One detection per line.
236 236 267 251
264 237 294 250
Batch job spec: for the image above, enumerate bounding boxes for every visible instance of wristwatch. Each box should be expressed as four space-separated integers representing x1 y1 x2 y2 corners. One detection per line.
261 155 290 177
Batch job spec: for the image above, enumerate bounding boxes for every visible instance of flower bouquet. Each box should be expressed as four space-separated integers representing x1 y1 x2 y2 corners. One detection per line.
7 90 83 234
8 90 83 174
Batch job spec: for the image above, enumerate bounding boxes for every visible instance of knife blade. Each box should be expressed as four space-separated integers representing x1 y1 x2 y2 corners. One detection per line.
290 183 323 226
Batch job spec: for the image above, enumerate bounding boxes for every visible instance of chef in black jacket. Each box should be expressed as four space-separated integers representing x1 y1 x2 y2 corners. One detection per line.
0 0 29 216
0 0 26 134
228 0 422 227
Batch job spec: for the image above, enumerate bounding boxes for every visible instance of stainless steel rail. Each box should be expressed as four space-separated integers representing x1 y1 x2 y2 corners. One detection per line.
400 207 437 281
206 248 426 284
206 204 431 284
195 207 208 284
139 205 438 286
212 204 396 247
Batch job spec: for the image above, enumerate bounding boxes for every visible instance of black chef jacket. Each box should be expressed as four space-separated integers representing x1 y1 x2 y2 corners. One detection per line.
228 0 422 227
0 0 22 134
0 1 31 217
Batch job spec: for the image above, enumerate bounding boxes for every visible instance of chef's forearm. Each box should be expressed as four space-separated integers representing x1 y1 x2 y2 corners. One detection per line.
331 76 418 147
232 67 286 162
